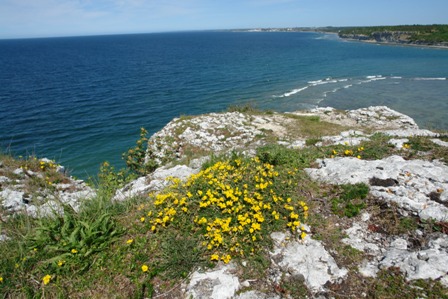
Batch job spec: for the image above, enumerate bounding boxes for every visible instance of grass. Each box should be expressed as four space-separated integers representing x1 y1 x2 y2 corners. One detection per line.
283 113 350 139
331 183 369 218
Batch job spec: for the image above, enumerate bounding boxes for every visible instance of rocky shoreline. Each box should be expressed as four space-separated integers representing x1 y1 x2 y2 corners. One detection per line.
1 106 448 298
338 32 448 49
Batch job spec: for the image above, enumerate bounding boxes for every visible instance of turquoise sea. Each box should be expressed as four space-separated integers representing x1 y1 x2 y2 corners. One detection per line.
1 31 447 178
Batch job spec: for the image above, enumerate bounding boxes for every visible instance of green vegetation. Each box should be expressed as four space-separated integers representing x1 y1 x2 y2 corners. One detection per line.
0 143 316 297
122 127 158 176
338 24 448 43
331 183 369 218
371 268 448 299
1 114 448 298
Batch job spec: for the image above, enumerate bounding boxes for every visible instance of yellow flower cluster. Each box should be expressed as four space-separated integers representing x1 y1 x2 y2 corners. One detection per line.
39 160 58 171
143 157 308 264
331 146 364 159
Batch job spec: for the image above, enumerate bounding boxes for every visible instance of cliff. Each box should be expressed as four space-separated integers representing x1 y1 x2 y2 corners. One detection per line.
1 106 448 298
338 25 448 48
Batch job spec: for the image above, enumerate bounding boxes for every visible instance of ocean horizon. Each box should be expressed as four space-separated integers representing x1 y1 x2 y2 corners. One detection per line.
1 31 447 179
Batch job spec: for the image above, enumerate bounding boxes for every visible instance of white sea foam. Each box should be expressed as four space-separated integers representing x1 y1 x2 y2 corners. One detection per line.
343 84 353 88
391 76 402 79
361 76 386 84
277 86 308 98
414 77 446 81
308 79 338 86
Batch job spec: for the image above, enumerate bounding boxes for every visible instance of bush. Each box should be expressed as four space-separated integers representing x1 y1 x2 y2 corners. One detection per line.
140 155 309 267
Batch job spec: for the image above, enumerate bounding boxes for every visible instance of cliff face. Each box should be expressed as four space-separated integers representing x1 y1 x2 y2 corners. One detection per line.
339 31 448 47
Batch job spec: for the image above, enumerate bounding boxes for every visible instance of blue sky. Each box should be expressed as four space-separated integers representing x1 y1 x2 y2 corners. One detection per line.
0 0 447 39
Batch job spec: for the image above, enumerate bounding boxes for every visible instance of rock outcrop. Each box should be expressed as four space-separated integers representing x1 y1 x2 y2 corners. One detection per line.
145 106 425 168
0 158 95 218
305 155 448 221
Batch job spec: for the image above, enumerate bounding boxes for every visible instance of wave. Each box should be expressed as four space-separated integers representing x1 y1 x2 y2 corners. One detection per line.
414 77 446 81
275 86 308 98
307 77 349 86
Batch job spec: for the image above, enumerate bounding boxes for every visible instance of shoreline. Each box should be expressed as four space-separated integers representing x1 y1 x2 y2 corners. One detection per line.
338 36 448 50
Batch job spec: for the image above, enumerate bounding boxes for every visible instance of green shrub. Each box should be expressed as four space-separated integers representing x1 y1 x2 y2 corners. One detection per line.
123 127 158 176
139 155 309 269
331 183 369 218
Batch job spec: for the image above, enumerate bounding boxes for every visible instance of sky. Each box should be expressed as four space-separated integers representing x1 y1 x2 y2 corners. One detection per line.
0 0 447 39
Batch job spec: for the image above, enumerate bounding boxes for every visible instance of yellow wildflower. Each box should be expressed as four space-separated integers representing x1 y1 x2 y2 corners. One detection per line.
0 277 3 283
42 274 52 285
210 254 219 261
141 265 149 272
126 239 133 244
140 217 145 222
57 260 65 267
221 254 231 264
71 249 78 254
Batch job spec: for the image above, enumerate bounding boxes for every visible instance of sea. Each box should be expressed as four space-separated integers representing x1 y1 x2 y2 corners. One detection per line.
1 31 447 179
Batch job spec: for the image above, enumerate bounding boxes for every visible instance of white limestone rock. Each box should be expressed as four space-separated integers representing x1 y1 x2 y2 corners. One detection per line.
305 156 448 221
0 176 11 184
431 138 448 147
317 130 369 146
269 231 348 292
147 112 266 165
291 106 419 130
341 219 448 286
364 235 448 285
342 222 382 255
185 262 240 299
0 189 25 211
234 290 280 299
114 164 198 201
382 129 440 138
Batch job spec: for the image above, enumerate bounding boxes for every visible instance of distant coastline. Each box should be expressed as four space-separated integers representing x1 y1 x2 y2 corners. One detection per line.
231 25 448 49
337 25 448 49
338 35 448 50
